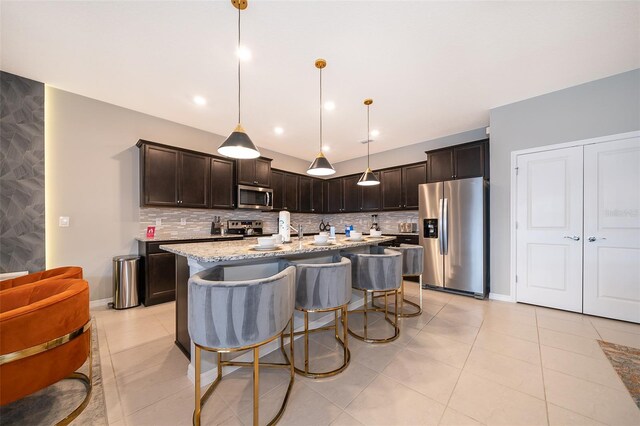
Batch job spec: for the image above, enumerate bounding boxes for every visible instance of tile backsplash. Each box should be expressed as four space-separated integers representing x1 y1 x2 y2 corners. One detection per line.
139 208 418 238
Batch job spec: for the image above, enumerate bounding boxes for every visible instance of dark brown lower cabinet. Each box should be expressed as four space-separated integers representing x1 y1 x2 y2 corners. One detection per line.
138 237 242 307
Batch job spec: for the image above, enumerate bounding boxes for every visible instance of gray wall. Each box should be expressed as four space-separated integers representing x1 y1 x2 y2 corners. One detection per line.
332 128 488 177
0 71 45 273
489 69 640 297
45 87 307 300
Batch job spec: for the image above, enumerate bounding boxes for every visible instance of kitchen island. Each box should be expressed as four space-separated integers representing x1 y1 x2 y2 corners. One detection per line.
161 235 395 383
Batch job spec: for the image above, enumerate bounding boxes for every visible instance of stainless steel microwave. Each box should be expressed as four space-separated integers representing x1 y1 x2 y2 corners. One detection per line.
237 184 273 210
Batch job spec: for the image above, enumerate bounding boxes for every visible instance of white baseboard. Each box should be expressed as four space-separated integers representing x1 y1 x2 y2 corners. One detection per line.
187 297 365 386
489 292 515 303
90 297 112 308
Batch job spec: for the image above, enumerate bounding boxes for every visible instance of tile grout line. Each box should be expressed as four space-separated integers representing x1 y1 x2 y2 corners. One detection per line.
101 319 128 426
535 308 551 426
437 296 484 425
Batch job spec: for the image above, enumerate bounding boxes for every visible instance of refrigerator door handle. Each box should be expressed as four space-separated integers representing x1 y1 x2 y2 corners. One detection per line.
443 198 449 255
438 198 444 254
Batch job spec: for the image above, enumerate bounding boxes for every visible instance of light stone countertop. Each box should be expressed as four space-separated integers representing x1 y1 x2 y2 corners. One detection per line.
160 235 396 263
135 234 244 243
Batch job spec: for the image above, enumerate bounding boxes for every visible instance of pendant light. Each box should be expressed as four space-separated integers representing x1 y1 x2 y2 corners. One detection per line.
357 98 380 186
217 0 260 159
307 59 336 176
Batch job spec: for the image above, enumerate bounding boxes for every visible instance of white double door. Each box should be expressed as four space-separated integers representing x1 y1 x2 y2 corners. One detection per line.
515 136 640 323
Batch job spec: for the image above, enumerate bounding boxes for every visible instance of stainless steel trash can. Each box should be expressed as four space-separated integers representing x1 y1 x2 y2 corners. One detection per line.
112 255 140 309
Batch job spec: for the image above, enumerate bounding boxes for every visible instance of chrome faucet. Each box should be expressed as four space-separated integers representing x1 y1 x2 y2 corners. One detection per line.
289 224 303 240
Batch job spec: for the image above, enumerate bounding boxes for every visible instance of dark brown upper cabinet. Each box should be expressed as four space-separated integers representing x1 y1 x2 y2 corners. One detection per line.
271 170 285 210
426 149 454 183
237 157 272 187
381 168 403 210
426 139 489 182
326 178 344 213
298 176 313 213
322 173 382 213
343 175 361 212
360 172 381 211
402 163 427 209
284 173 299 211
210 157 234 209
312 178 323 213
271 169 300 212
138 141 210 208
380 163 426 210
453 140 489 180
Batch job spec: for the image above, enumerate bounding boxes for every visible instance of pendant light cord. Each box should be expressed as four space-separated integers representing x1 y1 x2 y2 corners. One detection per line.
319 67 323 152
367 104 370 168
237 6 241 124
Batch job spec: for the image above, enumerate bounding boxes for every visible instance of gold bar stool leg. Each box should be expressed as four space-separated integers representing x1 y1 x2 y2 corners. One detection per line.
395 289 399 332
194 347 201 426
384 291 388 322
290 317 295 380
304 312 309 374
364 291 369 341
343 306 349 361
253 347 259 426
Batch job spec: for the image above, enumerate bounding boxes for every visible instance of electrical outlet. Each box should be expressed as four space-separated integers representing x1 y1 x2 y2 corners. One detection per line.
181 218 187 225
155 218 162 227
59 216 70 227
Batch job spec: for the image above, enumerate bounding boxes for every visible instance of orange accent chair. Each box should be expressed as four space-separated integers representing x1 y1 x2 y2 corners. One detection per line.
0 278 92 422
0 266 83 291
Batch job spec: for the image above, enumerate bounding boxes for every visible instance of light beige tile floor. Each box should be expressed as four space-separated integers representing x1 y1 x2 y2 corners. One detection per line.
93 286 640 426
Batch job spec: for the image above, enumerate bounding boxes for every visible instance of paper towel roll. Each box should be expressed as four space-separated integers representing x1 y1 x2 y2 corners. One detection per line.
279 210 291 243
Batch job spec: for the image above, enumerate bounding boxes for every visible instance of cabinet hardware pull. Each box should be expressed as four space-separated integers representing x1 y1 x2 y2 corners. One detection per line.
563 235 580 241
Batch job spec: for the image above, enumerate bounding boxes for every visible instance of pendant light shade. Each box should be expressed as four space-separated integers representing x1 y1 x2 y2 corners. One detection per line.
358 98 380 186
307 59 336 176
307 152 335 176
217 0 260 159
218 124 260 159
358 167 379 185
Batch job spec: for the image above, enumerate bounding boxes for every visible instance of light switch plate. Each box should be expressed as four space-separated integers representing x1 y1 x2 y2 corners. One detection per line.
181 218 187 225
155 218 162 227
59 216 70 227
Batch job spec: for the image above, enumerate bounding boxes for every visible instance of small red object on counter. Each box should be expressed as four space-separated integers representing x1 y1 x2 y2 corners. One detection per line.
146 226 156 238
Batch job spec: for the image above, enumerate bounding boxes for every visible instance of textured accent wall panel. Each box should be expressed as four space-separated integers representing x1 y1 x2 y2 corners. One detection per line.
0 72 45 273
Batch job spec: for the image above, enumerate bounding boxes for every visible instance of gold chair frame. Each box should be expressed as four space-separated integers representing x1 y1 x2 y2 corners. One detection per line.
193 318 295 426
373 275 423 318
0 320 93 426
348 288 400 343
281 304 350 379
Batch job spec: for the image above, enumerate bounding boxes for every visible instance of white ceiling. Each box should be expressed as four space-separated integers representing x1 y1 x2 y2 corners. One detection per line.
1 1 638 163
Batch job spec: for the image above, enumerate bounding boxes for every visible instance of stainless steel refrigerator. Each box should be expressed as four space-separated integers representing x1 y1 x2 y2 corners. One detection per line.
418 177 488 298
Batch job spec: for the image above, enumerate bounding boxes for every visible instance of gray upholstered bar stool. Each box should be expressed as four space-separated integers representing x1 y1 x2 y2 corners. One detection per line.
342 247 403 343
282 255 352 378
374 244 424 317
188 263 296 426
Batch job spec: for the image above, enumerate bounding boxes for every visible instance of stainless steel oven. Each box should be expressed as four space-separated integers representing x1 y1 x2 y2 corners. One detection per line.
237 184 273 210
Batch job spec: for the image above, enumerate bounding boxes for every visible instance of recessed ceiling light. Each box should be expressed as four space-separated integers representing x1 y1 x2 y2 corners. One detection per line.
274 127 284 135
237 46 252 61
193 96 207 106
370 129 380 137
324 101 335 111
322 145 330 152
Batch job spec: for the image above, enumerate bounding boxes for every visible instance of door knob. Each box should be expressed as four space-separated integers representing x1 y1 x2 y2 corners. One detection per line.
563 235 580 241
587 236 606 242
